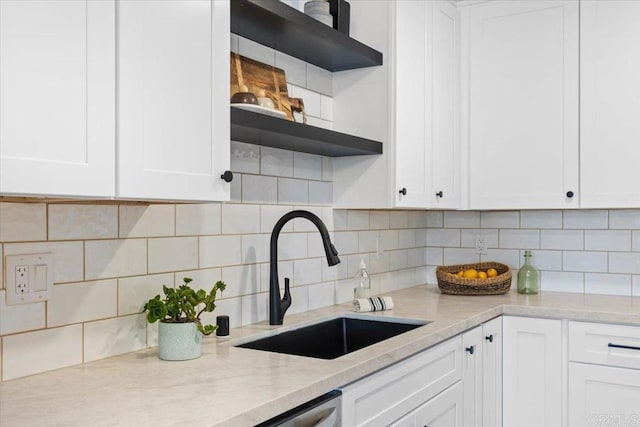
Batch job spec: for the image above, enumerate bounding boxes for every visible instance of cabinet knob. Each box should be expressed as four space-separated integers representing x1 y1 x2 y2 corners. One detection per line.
399 187 407 196
465 345 475 355
435 191 443 198
485 334 494 343
220 170 234 183
566 190 574 198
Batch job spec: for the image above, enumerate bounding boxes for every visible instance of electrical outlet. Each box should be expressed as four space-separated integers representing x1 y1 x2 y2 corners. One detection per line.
475 236 488 255
5 253 54 305
375 236 384 259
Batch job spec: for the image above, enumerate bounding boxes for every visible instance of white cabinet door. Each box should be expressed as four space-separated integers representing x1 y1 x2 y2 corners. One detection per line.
569 363 640 427
503 316 562 427
482 317 502 427
394 0 460 209
118 0 230 201
580 1 640 208
462 326 483 427
391 382 464 427
0 1 115 197
430 0 460 209
468 0 579 210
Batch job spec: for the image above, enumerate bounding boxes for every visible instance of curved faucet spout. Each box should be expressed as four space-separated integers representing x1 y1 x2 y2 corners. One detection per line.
269 210 340 325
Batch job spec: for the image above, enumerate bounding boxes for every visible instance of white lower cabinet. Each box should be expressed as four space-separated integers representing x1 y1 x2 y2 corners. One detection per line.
568 321 640 427
502 316 562 427
339 335 463 426
390 381 464 427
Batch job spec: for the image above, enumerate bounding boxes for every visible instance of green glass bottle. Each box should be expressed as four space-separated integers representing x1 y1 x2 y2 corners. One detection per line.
517 250 539 294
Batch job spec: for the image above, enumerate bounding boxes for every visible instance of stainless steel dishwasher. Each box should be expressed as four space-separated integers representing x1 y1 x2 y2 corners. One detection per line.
256 390 341 427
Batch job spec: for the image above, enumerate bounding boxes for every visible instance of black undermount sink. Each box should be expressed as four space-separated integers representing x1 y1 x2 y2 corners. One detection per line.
236 315 428 360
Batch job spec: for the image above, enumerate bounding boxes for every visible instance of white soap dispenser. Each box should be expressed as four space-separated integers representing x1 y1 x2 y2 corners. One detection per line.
354 260 371 299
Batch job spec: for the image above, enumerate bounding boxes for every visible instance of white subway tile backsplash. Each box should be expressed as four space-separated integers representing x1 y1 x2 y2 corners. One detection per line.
260 261 294 293
242 234 270 264
541 271 584 293
0 290 45 335
231 141 260 174
4 241 84 283
291 206 323 232
408 212 426 229
389 250 409 270
289 86 322 118
212 297 243 329
481 211 519 229
426 211 444 228
260 205 295 233
306 63 332 96
241 292 269 325
322 157 333 181
370 211 390 230
520 210 563 229
148 237 198 274
540 230 583 250
585 230 631 252
461 229 499 249
293 258 322 286
277 233 308 260
288 286 310 315
390 211 409 229
347 210 370 230
308 181 332 205
444 211 480 228
48 280 117 327
563 251 608 273
199 235 242 268
347 254 370 278
632 231 640 252
278 178 309 204
528 250 562 271
85 239 147 280
2 324 82 380
222 264 261 298
408 248 426 268
426 229 460 248
320 95 333 121
242 174 278 204
118 273 173 316
610 209 640 229
609 252 640 274
416 229 427 247
293 152 323 180
358 230 378 253
261 147 293 177
231 175 242 202
585 273 632 296
481 249 520 269
119 205 174 238
176 204 221 236
425 248 443 266
49 205 117 240
443 248 480 265
222 204 260 235
333 209 347 231
306 116 333 130
176 268 221 292
238 36 275 65
0 202 46 242
399 229 416 249
369 253 390 275
308 282 336 310
499 229 539 249
380 230 400 251
275 51 306 86
84 314 147 362
334 231 358 255
633 276 640 297
563 210 609 229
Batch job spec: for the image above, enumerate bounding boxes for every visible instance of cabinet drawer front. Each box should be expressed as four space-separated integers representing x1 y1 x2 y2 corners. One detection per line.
569 321 640 369
340 335 462 427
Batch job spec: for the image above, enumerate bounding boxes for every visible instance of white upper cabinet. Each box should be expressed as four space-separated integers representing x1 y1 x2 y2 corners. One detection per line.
333 0 459 209
117 0 230 201
580 0 640 208
0 1 116 197
467 0 579 210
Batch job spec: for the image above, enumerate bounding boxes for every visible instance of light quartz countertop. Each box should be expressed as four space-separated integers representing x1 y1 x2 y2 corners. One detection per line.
2 284 640 426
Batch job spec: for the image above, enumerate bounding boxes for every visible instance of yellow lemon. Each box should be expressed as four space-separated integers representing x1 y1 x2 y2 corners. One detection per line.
487 268 498 278
462 269 478 279
456 270 464 277
477 271 488 279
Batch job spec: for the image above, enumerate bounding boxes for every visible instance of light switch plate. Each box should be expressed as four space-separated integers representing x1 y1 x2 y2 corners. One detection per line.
5 253 54 305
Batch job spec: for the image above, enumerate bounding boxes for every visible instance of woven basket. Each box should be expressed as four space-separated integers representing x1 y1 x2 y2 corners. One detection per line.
436 262 512 295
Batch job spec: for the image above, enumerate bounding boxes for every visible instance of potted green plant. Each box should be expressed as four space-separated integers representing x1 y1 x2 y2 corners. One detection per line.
143 277 226 361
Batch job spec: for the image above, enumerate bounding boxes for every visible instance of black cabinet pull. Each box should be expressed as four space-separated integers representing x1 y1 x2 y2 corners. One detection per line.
435 191 443 198
485 334 494 343
465 345 475 355
608 343 640 351
221 170 234 182
399 187 407 196
566 190 574 198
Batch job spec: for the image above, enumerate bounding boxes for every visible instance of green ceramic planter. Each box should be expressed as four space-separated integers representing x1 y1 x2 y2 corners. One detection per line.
158 321 202 361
